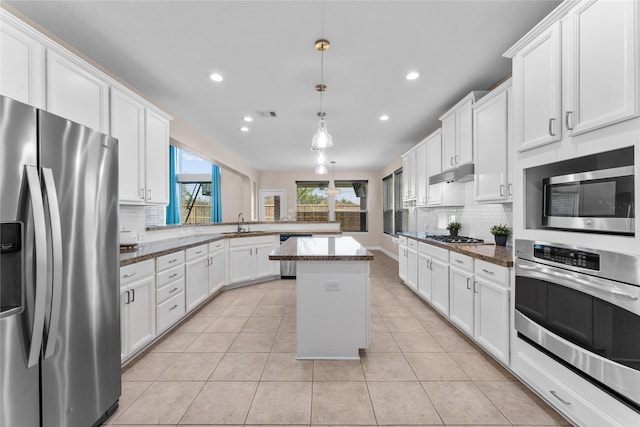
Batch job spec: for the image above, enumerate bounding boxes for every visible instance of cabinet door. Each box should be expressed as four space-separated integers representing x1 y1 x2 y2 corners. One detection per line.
565 0 638 136
185 256 208 312
120 288 129 361
513 22 561 151
415 143 427 206
254 242 276 280
229 246 253 284
441 113 456 171
0 18 45 107
417 254 432 302
208 250 225 295
110 88 145 203
426 132 443 205
144 109 169 204
430 258 449 316
46 50 108 132
127 276 156 355
398 245 408 282
474 277 510 364
449 267 474 335
406 247 418 291
455 100 474 166
474 90 508 202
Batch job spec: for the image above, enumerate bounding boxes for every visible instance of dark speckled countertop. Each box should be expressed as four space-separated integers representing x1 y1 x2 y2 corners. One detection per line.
399 232 513 267
120 230 342 267
269 236 373 261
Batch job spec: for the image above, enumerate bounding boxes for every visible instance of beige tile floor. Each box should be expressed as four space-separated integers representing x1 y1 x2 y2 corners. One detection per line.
107 250 570 426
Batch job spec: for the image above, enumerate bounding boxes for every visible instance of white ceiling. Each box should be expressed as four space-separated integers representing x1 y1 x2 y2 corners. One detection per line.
7 0 561 171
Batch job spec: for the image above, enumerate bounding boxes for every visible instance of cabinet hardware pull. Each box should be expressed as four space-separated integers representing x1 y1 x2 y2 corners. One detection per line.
473 281 478 293
250 248 253 255
450 156 454 166
548 118 556 136
508 183 512 196
169 287 178 293
130 289 135 303
147 189 152 200
168 259 178 264
455 154 459 164
466 278 471 290
499 185 505 196
482 269 494 275
123 272 136 278
565 111 574 130
169 273 178 279
169 304 178 311
139 188 145 199
455 259 463 264
550 390 571 405
125 290 131 304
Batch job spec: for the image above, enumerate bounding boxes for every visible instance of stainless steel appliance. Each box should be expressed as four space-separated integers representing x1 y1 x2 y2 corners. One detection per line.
0 95 120 426
542 166 634 234
279 234 311 278
420 234 484 244
515 239 640 411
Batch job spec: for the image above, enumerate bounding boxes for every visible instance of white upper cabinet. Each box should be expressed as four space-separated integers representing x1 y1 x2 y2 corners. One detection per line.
439 91 487 171
474 79 512 203
507 0 638 152
415 142 428 206
402 149 416 203
425 129 465 207
144 109 170 205
46 50 109 133
0 12 45 108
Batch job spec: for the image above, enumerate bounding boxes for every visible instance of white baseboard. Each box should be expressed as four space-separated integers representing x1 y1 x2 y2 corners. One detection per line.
366 245 398 261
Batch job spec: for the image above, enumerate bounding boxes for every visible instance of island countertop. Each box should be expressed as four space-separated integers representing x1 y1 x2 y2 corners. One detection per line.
269 236 373 261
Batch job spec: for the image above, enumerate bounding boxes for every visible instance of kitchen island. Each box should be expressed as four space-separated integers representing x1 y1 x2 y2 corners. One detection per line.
269 236 373 359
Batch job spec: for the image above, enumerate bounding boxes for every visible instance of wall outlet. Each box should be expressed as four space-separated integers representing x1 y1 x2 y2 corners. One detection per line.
325 281 340 291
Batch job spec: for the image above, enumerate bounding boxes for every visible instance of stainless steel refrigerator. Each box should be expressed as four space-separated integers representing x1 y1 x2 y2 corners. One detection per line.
1 95 120 426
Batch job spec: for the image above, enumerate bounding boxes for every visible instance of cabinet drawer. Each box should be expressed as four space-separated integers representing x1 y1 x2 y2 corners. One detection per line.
156 278 185 304
407 238 418 249
208 240 224 252
475 259 509 286
120 259 154 287
157 265 184 288
517 352 622 427
186 244 208 261
156 250 185 272
418 242 449 262
398 236 408 246
156 291 185 333
450 252 473 272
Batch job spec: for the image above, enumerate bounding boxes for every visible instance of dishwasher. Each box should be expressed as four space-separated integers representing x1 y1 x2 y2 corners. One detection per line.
279 234 312 279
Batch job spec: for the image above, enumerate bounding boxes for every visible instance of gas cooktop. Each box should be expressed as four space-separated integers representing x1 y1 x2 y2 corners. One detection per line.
420 234 485 244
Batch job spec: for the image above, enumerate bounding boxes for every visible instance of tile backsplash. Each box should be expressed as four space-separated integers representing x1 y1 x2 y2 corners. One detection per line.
119 205 146 235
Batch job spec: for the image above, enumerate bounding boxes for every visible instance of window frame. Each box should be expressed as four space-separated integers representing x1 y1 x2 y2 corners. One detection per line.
334 180 368 233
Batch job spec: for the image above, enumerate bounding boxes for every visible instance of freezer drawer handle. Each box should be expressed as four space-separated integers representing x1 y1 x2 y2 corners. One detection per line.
42 168 63 359
24 166 48 368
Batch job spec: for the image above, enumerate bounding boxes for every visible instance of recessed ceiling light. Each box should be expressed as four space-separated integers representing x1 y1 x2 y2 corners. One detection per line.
379 115 390 121
243 116 253 122
209 73 223 82
406 71 420 81
240 126 249 132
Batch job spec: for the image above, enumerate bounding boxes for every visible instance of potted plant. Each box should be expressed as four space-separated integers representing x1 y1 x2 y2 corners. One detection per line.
446 221 462 237
490 224 511 246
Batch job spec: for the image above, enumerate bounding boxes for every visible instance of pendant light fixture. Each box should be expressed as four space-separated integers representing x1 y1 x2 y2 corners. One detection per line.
327 161 340 195
311 39 333 150
315 163 328 175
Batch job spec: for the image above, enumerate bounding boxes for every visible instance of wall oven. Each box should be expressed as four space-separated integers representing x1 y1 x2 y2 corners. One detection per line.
542 166 634 234
514 240 640 411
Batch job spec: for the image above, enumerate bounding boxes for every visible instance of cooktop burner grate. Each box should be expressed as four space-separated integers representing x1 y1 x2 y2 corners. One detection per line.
422 234 485 244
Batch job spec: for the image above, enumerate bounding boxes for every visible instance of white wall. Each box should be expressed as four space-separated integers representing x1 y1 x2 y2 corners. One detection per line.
220 168 245 222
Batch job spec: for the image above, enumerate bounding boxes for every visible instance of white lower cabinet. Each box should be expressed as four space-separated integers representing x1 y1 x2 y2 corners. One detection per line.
228 235 278 285
155 251 186 333
398 236 408 283
185 244 209 312
448 252 474 334
120 259 156 361
417 242 449 305
208 240 226 295
406 239 418 292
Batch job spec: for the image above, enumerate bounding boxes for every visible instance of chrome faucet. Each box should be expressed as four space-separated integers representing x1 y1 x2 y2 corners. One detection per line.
237 212 245 232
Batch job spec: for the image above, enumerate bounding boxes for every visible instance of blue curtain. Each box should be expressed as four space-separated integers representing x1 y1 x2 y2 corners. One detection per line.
211 164 222 223
166 145 181 224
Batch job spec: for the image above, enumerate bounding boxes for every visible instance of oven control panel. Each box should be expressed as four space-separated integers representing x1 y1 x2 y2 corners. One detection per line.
533 244 600 270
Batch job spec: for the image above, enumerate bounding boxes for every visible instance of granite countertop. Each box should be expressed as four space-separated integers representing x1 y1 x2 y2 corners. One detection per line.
399 232 513 267
146 220 340 231
120 230 343 266
269 236 373 261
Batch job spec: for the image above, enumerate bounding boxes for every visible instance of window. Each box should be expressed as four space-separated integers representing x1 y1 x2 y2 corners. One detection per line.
394 168 406 234
296 181 329 221
383 174 393 234
335 180 368 232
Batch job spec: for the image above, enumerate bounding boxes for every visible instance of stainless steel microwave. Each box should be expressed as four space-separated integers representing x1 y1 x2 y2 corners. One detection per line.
542 166 635 234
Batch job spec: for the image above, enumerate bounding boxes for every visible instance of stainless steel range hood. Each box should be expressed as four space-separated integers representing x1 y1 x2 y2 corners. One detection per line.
429 163 474 184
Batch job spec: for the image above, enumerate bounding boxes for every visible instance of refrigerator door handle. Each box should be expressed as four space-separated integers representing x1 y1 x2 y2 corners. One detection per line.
24 165 48 368
42 168 63 359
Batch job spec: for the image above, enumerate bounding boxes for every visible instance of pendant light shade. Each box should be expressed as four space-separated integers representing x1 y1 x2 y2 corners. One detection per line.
315 164 328 175
316 149 327 165
312 118 333 149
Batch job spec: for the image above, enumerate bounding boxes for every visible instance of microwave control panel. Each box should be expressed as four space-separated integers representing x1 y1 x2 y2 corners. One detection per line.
533 244 600 271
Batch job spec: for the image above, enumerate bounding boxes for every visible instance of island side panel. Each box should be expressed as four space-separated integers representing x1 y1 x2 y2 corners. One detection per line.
296 261 370 359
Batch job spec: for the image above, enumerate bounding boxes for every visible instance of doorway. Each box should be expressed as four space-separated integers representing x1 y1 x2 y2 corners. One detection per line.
258 189 286 222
